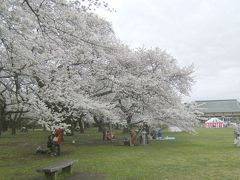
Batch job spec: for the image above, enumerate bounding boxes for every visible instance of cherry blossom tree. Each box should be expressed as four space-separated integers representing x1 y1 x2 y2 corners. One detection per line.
0 0 198 136
0 0 117 134
93 47 197 132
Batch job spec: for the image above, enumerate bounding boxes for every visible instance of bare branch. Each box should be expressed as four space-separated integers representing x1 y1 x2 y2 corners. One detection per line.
91 90 113 98
23 0 45 33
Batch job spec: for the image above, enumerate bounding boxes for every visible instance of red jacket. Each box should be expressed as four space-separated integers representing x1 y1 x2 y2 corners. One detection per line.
56 128 63 145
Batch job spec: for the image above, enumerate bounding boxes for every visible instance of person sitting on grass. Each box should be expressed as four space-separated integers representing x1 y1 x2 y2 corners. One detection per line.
106 130 113 141
156 128 163 140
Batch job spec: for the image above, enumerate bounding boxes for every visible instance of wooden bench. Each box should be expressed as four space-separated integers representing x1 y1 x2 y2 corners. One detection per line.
37 160 78 180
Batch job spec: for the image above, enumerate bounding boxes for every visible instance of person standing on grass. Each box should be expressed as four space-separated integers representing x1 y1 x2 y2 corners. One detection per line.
234 123 240 147
47 131 56 155
55 128 63 156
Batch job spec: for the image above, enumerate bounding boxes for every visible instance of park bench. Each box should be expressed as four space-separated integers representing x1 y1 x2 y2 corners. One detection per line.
37 160 78 180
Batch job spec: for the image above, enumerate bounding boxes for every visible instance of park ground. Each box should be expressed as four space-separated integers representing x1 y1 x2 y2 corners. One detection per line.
0 127 240 180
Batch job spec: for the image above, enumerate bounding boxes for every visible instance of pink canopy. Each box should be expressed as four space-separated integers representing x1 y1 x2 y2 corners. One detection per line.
205 118 224 128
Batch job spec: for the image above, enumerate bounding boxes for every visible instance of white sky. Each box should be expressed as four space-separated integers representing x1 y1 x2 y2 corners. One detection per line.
97 0 240 102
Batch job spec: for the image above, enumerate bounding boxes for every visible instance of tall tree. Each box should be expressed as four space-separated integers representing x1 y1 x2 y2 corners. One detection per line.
0 0 117 132
0 0 197 134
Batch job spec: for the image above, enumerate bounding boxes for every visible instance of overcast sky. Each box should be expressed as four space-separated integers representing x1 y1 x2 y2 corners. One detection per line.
97 0 240 102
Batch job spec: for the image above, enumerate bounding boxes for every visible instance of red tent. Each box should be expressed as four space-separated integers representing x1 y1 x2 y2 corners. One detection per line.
205 118 224 128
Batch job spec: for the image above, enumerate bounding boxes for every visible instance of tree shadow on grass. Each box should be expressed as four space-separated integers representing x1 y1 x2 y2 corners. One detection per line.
66 172 105 180
33 172 105 180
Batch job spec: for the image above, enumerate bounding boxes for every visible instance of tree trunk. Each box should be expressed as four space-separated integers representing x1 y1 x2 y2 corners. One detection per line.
102 127 106 141
79 120 84 133
70 121 75 135
64 115 74 135
123 115 133 133
10 119 16 135
0 108 3 136
0 102 6 136
123 127 129 133
11 124 16 135
0 116 2 136
115 123 119 130
11 111 23 135
78 114 85 134
3 120 8 132
93 115 104 132
98 126 103 132
32 121 36 131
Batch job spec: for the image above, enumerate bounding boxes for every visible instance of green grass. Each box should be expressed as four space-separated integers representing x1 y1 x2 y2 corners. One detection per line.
0 128 240 180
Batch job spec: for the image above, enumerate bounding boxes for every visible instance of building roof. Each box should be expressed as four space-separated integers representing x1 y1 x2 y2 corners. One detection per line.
205 118 223 123
195 99 240 113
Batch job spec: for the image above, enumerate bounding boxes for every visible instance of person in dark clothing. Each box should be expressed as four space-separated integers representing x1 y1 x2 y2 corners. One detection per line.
143 123 150 144
47 132 55 155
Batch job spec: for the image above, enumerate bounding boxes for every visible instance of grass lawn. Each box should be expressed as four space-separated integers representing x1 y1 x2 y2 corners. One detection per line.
0 127 240 180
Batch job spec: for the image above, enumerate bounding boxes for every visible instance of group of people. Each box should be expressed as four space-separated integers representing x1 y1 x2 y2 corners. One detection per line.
47 128 63 156
123 123 168 146
124 123 152 146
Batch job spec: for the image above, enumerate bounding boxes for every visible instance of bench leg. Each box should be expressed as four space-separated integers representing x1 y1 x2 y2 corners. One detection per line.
62 165 72 174
44 172 57 180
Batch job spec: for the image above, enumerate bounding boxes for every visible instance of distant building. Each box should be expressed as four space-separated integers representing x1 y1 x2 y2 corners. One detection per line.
195 99 240 122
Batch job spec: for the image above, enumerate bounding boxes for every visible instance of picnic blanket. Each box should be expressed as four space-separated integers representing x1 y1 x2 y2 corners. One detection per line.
156 137 176 140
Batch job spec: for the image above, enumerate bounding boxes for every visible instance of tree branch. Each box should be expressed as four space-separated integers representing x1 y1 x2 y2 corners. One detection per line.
91 90 113 98
23 0 45 33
